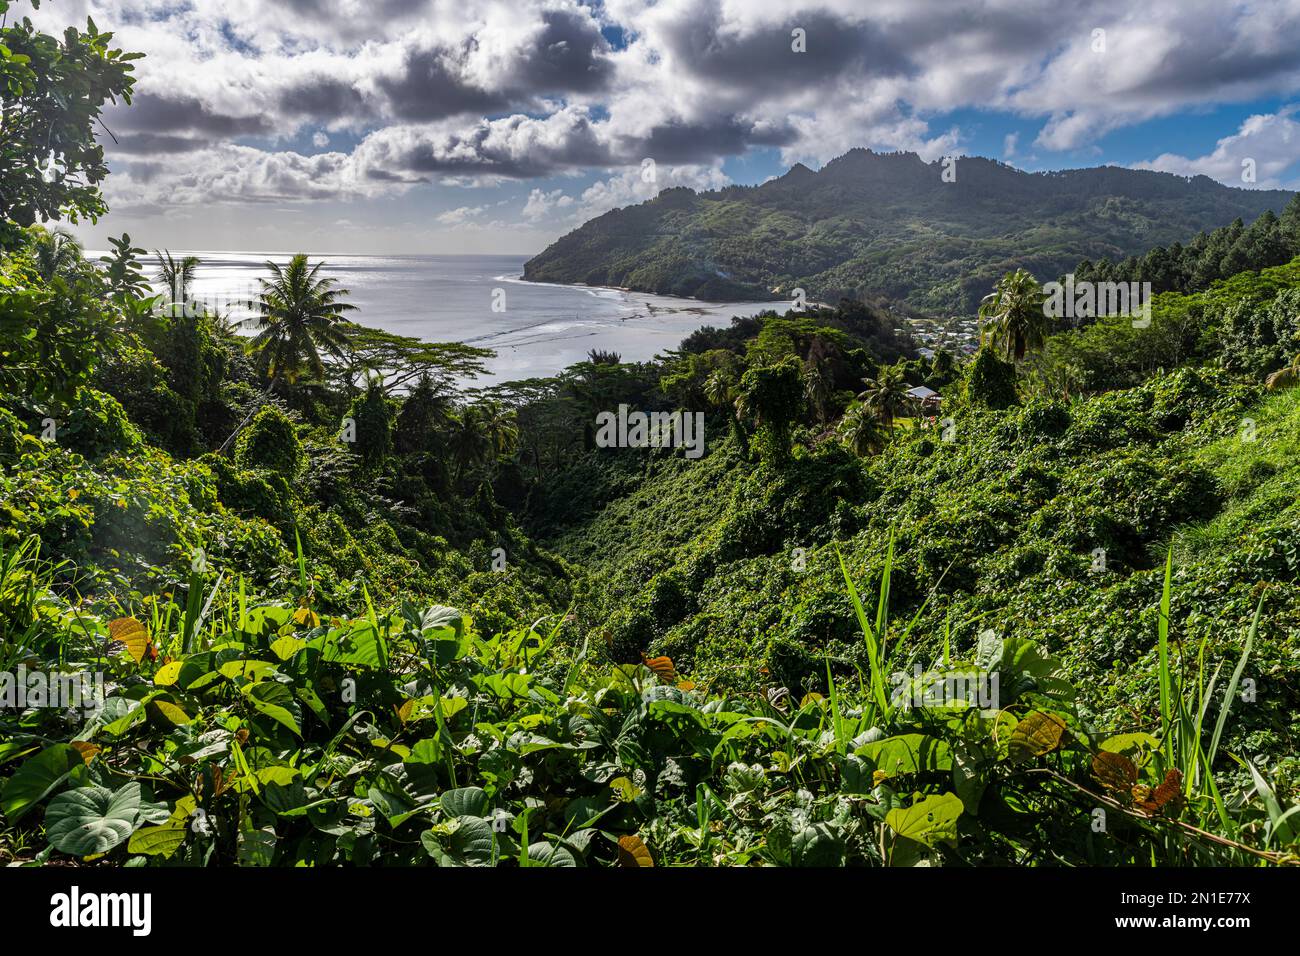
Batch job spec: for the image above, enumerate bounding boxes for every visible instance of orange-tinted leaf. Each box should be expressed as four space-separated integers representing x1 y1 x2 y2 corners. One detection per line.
642 655 676 683
69 741 100 765
617 834 654 867
108 617 150 664
1136 769 1184 814
1092 751 1138 792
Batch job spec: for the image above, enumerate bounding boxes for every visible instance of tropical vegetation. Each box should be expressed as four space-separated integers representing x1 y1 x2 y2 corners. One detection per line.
2 5 1298 868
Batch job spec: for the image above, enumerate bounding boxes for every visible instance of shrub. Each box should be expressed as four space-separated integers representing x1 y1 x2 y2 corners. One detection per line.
235 405 302 477
964 346 1018 408
61 388 143 460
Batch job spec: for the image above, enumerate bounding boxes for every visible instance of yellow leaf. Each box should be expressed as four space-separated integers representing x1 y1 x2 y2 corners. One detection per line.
609 776 642 802
151 700 191 726
1008 711 1067 763
617 834 654 867
153 660 184 686
108 616 150 664
270 635 306 661
292 607 321 628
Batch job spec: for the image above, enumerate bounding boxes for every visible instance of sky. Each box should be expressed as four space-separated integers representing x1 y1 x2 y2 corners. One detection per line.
24 0 1300 255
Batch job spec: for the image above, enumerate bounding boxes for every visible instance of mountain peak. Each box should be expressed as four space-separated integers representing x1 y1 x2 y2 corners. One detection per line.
524 151 1294 313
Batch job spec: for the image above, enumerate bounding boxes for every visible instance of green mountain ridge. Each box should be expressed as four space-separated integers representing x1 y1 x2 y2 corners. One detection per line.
523 149 1294 314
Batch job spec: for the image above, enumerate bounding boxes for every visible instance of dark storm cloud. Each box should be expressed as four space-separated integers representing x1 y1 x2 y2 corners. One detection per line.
374 8 613 122
111 132 208 154
515 8 615 93
1121 39 1300 100
278 79 372 120
110 93 275 139
620 117 797 164
374 48 514 121
657 8 914 95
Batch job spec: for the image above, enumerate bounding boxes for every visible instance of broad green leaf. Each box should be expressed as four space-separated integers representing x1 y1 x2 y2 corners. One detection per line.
0 744 83 822
1099 732 1159 756
525 841 576 867
792 823 845 866
238 825 278 866
127 824 186 858
270 636 307 661
440 787 489 818
856 733 952 778
243 681 302 736
45 783 142 856
885 792 964 848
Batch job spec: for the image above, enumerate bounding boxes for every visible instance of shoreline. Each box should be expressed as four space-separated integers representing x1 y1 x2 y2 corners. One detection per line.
504 271 786 307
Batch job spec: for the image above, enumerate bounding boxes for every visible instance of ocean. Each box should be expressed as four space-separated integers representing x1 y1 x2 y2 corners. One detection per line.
137 252 794 387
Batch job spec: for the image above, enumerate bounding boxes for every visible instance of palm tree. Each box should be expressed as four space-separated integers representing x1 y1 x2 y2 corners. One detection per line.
154 249 200 311
838 405 886 457
857 364 910 429
979 269 1048 362
30 226 82 281
482 402 519 460
1266 354 1300 390
448 405 493 485
703 370 736 410
803 355 834 423
248 254 357 385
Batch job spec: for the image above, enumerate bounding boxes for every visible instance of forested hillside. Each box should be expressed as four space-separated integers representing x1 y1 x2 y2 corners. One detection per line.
523 149 1295 314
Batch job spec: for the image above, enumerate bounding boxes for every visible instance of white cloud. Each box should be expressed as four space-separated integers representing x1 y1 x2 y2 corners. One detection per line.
578 164 731 218
436 205 487 224
1132 106 1300 187
522 188 574 221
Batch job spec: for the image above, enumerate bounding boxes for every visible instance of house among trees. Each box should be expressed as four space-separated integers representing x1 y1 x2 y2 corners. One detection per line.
905 384 943 412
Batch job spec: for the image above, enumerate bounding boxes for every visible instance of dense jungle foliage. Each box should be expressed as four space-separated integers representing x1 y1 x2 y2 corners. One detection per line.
2 5 1298 867
523 148 1297 314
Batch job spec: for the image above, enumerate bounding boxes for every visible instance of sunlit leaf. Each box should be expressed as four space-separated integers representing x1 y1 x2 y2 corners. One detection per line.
1008 711 1066 763
885 792 964 849
108 616 150 664
617 834 654 867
